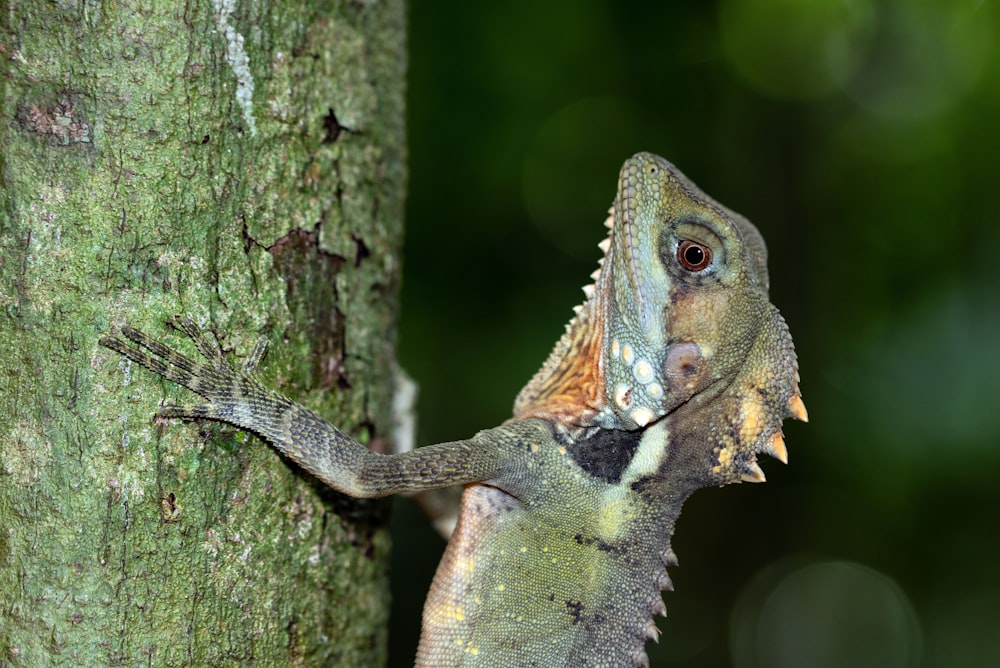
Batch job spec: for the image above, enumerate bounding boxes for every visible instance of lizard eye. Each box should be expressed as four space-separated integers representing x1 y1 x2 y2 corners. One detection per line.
677 240 713 271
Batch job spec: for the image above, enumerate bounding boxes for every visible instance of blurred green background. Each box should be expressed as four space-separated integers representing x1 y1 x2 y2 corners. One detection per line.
390 1 1000 666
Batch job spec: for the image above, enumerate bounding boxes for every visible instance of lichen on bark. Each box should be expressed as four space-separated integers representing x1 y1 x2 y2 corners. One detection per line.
0 0 406 665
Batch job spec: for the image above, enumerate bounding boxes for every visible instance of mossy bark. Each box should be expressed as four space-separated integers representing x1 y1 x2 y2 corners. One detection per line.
0 0 405 665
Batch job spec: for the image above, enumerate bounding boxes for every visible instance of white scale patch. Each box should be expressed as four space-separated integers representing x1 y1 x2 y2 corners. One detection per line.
621 420 669 485
598 421 670 541
633 360 654 383
621 344 635 365
630 407 654 427
609 337 664 427
614 384 632 410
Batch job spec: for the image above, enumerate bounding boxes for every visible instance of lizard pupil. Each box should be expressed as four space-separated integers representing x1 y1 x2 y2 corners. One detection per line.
678 240 712 271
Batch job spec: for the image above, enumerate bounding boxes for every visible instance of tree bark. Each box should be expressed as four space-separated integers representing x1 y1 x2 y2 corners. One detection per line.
0 0 405 665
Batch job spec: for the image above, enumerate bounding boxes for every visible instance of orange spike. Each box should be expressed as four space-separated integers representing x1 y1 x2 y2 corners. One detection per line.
765 432 788 464
788 394 809 422
740 462 766 483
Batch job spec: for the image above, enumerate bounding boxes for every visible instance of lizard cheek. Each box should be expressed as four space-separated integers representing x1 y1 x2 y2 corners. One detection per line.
663 342 707 395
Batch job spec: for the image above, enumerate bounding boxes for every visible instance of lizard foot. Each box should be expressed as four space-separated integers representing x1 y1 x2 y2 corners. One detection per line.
100 316 269 423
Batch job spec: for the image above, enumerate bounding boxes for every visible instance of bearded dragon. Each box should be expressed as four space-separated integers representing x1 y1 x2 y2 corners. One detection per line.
101 152 806 667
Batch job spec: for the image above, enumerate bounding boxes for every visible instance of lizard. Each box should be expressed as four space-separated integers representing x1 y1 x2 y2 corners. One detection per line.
100 152 806 667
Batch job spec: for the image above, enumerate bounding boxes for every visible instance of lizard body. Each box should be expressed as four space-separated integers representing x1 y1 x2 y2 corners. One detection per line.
102 152 805 667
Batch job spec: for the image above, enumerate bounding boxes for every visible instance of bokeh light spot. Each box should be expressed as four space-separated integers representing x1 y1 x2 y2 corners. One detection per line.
521 97 656 260
720 0 876 99
842 0 992 119
731 560 922 668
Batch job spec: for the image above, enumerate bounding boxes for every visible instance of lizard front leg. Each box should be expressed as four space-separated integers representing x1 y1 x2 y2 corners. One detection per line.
100 316 500 498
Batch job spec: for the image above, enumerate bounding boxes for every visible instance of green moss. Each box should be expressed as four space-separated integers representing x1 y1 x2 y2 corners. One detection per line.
0 0 405 665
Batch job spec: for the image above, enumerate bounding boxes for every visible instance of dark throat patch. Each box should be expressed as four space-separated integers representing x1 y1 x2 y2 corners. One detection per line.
565 428 645 483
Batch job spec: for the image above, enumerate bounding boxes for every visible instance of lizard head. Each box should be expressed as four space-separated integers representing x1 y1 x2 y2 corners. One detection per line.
514 152 806 483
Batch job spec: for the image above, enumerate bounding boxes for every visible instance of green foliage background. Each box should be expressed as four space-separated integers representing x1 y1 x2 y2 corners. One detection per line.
392 1 1000 667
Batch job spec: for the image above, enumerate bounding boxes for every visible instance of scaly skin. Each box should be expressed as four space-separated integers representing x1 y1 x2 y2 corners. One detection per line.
102 153 805 667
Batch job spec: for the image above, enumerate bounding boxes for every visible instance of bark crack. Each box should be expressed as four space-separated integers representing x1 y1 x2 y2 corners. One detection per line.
267 226 348 391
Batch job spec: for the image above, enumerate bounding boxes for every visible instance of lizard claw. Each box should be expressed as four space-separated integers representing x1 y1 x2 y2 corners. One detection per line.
167 316 229 368
101 318 243 403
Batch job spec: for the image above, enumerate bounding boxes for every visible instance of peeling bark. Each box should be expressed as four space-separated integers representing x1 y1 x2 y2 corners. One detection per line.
0 1 405 665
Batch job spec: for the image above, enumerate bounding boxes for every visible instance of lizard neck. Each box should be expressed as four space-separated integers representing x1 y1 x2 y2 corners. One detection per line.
512 216 613 431
511 294 606 429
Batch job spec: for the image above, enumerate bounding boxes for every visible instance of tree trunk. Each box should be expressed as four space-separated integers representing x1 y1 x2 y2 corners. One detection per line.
0 1 405 665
